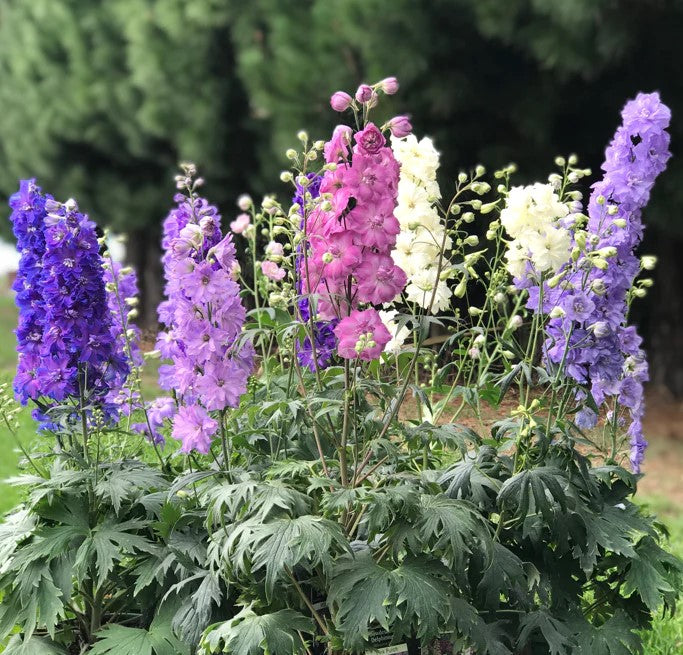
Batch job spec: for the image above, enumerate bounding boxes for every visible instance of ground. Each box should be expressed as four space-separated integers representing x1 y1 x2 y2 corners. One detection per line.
0 293 680 653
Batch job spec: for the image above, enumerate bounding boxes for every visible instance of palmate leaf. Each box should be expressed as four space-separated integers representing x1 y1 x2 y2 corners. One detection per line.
573 611 642 655
75 517 153 585
208 479 310 523
517 610 575 655
170 569 223 645
227 515 350 600
622 536 681 611
448 598 512 655
89 626 154 655
440 446 506 508
0 508 35 563
328 552 455 650
3 634 68 655
328 551 393 648
497 466 568 523
473 542 531 610
91 604 190 655
201 606 313 655
414 496 493 572
389 556 453 641
94 461 166 513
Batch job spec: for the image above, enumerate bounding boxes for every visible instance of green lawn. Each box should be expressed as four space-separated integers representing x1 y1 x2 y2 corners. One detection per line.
0 293 680 652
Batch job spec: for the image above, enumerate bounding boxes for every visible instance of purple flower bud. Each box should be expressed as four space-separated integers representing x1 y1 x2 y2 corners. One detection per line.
330 91 352 112
379 77 399 95
354 123 386 154
355 84 373 103
388 115 412 138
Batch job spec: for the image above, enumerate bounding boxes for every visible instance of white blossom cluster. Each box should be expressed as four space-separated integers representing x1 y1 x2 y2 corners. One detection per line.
390 134 452 315
500 183 571 279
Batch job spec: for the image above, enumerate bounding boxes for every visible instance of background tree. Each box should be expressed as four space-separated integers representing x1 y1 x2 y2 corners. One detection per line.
0 0 257 322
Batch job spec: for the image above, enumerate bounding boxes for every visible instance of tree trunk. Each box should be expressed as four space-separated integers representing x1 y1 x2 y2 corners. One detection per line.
644 227 683 396
127 228 163 330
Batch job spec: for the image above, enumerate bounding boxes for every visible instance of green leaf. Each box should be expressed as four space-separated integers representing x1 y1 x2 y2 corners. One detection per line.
518 610 575 655
388 556 453 641
94 461 166 513
622 536 681 611
328 552 393 649
91 604 190 655
90 625 154 655
415 495 493 573
498 466 568 523
75 517 153 585
3 634 68 655
474 542 529 609
439 446 506 508
574 611 642 655
201 606 313 655
229 515 349 600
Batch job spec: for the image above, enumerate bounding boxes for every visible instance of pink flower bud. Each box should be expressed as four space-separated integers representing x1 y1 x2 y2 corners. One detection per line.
388 115 412 138
261 260 286 281
379 77 399 95
230 213 251 235
355 84 373 103
330 91 352 112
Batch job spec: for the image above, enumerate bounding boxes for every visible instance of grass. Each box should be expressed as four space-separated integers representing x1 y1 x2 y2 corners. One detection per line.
0 293 680 652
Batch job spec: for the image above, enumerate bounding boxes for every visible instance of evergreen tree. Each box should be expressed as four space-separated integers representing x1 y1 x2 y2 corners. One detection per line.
0 0 257 320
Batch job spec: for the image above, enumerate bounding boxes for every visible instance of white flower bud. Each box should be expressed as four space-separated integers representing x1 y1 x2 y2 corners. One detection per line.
462 212 475 223
468 347 481 360
285 149 297 160
613 218 627 228
475 164 486 176
554 156 566 167
458 172 468 184
493 292 506 304
280 171 293 183
508 315 523 330
641 255 657 270
237 194 252 211
473 334 486 346
549 306 565 319
468 307 482 316
297 130 308 142
464 235 479 247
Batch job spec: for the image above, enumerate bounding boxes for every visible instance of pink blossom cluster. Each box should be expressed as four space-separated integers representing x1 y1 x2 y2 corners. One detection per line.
141 193 253 453
300 121 407 360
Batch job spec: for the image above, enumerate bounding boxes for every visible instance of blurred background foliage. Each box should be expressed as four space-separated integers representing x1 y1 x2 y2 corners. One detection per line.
0 0 681 393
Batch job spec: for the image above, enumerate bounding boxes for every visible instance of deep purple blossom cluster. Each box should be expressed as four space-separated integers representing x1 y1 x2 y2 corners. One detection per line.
9 180 129 428
148 192 254 453
532 93 671 471
293 173 338 371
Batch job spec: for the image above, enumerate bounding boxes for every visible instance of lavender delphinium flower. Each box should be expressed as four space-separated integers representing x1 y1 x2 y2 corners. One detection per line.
533 92 671 472
9 181 129 429
147 175 254 454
